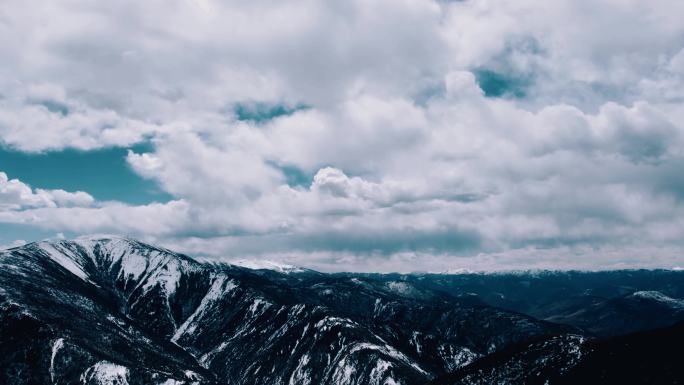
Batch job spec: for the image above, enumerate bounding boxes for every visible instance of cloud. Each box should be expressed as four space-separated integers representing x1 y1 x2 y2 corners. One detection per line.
1 0 684 271
0 84 163 152
0 198 189 235
0 172 94 210
0 239 26 250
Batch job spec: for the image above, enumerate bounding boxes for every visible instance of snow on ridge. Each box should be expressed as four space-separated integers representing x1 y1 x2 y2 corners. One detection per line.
36 238 145 286
37 241 92 283
229 259 307 273
347 342 428 376
75 237 199 297
172 275 237 343
32 237 197 299
140 258 183 294
631 290 684 308
248 298 272 316
368 359 394 385
96 238 187 290
288 354 311 385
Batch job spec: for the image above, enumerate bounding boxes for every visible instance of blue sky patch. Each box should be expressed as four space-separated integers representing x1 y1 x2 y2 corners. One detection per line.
35 100 70 116
267 162 314 188
0 223 72 246
234 102 307 123
474 69 530 98
0 144 172 205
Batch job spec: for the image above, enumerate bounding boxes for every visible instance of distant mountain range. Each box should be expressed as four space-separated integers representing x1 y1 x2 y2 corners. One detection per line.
1 237 683 384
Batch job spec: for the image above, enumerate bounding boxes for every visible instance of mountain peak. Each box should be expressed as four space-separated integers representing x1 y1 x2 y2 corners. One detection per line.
7 237 201 296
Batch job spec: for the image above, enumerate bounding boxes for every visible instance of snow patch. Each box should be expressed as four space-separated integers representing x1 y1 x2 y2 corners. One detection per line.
39 242 91 282
368 359 393 385
81 361 129 385
315 316 357 332
248 298 272 316
288 354 311 385
140 259 183 295
229 259 306 273
50 338 65 383
199 341 230 367
347 343 428 376
184 370 201 382
172 275 237 342
331 361 356 385
385 281 415 295
437 344 479 372
410 332 422 354
631 291 684 308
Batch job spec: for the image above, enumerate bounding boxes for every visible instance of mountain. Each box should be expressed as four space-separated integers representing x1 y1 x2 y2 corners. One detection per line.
539 290 684 336
224 258 312 274
430 320 684 385
0 238 212 385
345 270 684 336
429 334 587 385
555 320 684 384
0 237 576 385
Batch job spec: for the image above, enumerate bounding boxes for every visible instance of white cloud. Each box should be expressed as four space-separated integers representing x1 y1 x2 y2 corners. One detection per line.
0 172 94 210
0 84 163 152
1 0 684 271
0 199 189 236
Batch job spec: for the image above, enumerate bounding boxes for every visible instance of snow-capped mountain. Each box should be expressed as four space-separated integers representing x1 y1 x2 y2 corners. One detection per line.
1 238 684 384
0 238 568 384
226 258 309 273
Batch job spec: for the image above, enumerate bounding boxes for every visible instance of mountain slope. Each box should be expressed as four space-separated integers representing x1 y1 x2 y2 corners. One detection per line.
0 237 574 385
556 320 684 384
430 321 684 385
351 270 684 337
541 290 684 336
429 333 587 385
0 238 214 385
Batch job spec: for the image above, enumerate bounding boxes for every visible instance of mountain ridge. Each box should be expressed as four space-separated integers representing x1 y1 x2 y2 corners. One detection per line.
2 237 683 384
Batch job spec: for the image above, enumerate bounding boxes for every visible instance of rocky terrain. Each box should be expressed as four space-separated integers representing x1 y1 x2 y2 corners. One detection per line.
1 237 683 384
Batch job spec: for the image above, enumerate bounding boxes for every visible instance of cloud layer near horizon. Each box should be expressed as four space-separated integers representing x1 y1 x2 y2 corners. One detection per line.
1 0 684 271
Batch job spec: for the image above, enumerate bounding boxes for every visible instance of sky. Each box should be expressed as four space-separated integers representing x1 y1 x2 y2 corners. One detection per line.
1 0 684 272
